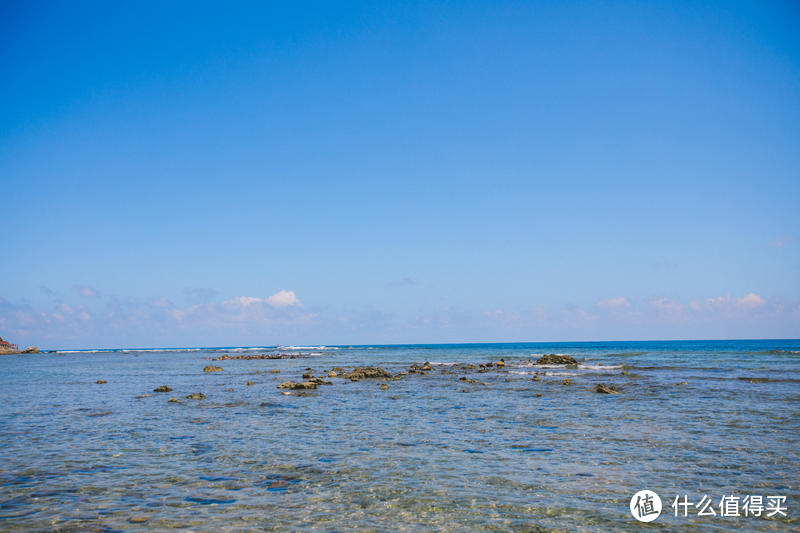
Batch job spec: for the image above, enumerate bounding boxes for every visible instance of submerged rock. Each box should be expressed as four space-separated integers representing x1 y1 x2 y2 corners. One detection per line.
343 367 392 381
535 354 578 365
380 383 389 390
185 392 206 400
246 381 254 386
327 371 337 378
420 362 432 371
561 378 572 386
153 385 172 393
496 359 506 367
128 516 149 524
738 377 771 383
203 365 223 372
96 380 107 384
270 369 280 373
168 397 180 403
594 383 620 394
277 381 318 390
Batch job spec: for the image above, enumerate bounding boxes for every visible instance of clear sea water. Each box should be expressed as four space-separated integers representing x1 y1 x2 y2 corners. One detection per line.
0 340 798 531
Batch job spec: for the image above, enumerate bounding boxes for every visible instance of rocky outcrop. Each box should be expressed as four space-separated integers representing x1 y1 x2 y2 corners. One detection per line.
185 392 206 400
203 365 223 372
21 346 39 354
343 367 392 381
535 354 578 365
153 385 173 393
594 383 621 394
277 381 318 390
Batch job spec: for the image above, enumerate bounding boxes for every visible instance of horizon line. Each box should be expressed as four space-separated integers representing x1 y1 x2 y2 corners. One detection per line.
39 337 800 352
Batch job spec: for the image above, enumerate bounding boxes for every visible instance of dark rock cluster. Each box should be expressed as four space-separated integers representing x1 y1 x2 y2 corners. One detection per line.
534 354 578 365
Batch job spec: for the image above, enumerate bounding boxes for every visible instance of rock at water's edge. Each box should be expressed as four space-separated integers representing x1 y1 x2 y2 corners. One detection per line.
343 367 392 381
277 381 318 390
535 354 578 365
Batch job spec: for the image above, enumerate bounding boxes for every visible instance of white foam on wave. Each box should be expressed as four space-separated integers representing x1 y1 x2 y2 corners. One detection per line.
509 370 579 377
122 348 206 353
277 346 338 350
581 364 622 371
511 362 621 371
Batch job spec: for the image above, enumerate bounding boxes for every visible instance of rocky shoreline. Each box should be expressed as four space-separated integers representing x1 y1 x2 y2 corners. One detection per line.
0 345 39 355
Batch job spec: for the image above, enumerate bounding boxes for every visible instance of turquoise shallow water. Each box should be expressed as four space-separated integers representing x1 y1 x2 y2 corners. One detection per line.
0 340 798 531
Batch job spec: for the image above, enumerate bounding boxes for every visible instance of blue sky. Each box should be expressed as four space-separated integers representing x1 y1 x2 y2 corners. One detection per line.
1 1 798 348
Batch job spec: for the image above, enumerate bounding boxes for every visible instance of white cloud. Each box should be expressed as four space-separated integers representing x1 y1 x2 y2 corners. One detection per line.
73 285 98 298
737 293 765 308
597 297 631 309
690 295 730 312
219 292 300 309
706 296 731 307
689 293 768 314
148 297 171 308
223 296 263 307
266 290 300 308
651 297 683 317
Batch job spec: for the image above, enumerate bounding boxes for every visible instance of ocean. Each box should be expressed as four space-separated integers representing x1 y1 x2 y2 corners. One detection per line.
0 340 797 531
